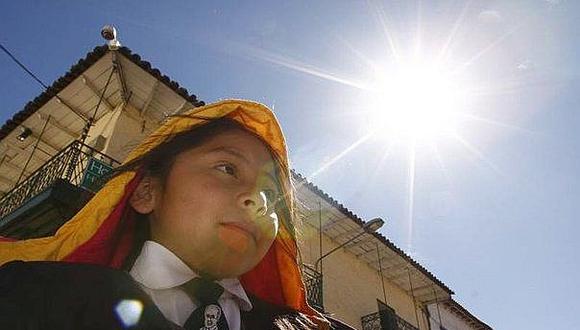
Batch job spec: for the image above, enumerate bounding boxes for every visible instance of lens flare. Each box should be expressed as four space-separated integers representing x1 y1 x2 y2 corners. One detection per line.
115 299 143 327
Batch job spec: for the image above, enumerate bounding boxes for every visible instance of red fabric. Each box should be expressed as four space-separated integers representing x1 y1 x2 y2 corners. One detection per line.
63 173 142 268
240 241 285 306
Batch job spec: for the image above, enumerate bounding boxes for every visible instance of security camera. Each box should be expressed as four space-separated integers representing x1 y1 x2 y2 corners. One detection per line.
101 25 117 41
101 25 121 50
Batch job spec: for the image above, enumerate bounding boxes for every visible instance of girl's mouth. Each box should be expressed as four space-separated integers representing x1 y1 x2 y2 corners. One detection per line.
219 221 259 243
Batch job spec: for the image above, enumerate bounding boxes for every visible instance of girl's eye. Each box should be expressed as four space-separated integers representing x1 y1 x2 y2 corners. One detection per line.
216 164 236 176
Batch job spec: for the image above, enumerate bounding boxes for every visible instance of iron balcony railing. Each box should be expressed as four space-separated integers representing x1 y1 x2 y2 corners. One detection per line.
0 140 119 221
361 312 382 330
395 315 419 330
361 311 419 330
301 264 324 312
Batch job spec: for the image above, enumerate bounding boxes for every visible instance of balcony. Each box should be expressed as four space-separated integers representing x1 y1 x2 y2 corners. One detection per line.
361 309 419 330
361 312 382 330
301 264 324 312
0 140 119 238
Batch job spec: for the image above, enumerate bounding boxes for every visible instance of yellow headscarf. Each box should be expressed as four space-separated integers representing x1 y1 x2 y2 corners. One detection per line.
0 99 326 326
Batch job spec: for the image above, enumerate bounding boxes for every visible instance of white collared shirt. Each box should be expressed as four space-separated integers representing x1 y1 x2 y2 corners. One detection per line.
129 241 252 329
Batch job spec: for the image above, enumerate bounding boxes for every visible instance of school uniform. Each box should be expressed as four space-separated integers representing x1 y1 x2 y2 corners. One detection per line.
128 240 253 328
0 259 318 329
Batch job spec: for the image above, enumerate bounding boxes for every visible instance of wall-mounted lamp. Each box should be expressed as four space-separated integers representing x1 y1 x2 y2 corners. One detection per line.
17 127 32 141
314 217 385 271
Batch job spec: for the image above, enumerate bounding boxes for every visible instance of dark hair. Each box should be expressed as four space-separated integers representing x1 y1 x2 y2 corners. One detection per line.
115 118 253 183
116 117 296 269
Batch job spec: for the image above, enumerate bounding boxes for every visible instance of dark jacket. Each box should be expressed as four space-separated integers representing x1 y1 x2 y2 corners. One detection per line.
0 261 321 330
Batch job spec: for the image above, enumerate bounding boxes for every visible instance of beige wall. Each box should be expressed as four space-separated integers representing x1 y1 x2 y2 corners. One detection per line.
104 103 155 162
85 102 123 153
87 103 157 162
298 221 427 329
427 304 479 330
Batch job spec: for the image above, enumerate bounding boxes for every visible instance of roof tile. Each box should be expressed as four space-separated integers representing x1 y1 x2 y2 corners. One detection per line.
0 45 203 140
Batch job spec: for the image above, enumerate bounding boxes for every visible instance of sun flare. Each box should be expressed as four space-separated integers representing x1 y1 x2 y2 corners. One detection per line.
368 60 465 141
239 1 517 253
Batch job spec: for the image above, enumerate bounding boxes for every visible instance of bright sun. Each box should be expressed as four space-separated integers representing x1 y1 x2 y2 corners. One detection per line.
368 60 465 142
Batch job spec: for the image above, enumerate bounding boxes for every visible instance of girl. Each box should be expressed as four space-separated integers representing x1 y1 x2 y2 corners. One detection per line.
0 100 340 329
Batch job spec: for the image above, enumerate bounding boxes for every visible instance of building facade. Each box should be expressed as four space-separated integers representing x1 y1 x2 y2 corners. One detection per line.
426 299 492 330
0 38 491 330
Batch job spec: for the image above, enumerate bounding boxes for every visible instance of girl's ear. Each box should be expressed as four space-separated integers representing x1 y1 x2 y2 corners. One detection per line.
129 176 158 214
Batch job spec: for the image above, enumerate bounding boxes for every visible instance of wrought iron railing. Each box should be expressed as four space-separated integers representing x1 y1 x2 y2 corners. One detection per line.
0 140 119 221
301 264 324 312
361 311 419 330
396 316 419 330
361 312 382 330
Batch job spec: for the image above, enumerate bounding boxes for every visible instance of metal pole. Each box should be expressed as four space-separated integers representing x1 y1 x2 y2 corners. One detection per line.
319 200 323 274
16 115 51 185
407 269 421 329
432 286 443 329
81 66 116 145
315 228 369 271
318 200 325 310
376 242 388 305
314 217 383 272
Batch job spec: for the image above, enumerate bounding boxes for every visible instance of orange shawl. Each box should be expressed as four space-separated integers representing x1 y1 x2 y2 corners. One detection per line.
0 100 326 326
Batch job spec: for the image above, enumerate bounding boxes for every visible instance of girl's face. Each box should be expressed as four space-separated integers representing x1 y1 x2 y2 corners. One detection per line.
137 129 281 279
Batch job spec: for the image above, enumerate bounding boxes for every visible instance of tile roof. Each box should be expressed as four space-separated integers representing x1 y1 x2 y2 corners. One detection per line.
292 170 454 295
444 298 493 330
0 45 204 141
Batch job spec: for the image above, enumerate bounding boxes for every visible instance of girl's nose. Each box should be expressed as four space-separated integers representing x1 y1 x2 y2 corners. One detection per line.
239 190 268 216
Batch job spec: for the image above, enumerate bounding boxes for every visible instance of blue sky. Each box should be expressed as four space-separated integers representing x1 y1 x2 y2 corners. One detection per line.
1 1 579 329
